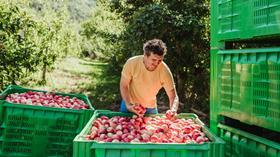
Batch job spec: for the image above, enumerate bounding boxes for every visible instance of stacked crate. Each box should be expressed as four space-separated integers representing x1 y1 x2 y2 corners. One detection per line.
210 0 280 156
0 85 95 157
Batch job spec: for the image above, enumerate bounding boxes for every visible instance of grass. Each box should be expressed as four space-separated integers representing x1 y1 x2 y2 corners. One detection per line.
20 56 121 111
25 57 104 92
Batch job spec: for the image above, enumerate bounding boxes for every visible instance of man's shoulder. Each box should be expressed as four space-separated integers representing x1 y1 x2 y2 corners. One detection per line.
159 61 170 70
126 55 143 64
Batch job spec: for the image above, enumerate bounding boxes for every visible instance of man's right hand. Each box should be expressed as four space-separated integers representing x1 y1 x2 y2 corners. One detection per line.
126 103 139 115
133 104 146 116
126 103 145 116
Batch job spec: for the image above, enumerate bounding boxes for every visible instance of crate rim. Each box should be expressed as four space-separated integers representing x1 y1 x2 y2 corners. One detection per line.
0 84 94 111
0 101 93 113
218 123 280 150
218 47 280 54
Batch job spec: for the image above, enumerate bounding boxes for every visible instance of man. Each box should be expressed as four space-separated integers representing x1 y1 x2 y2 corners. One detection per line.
119 39 179 116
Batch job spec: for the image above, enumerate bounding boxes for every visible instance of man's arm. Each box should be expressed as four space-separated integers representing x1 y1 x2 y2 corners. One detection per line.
120 76 131 105
166 88 179 112
120 76 137 114
160 63 179 112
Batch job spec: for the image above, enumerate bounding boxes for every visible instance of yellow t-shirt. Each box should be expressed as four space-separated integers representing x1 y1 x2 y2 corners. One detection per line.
121 55 175 108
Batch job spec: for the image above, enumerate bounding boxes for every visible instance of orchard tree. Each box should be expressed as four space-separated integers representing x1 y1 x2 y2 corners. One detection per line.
0 5 43 89
0 2 73 89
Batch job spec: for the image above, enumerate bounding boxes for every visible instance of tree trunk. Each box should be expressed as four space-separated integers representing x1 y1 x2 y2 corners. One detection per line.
41 63 47 84
0 77 3 90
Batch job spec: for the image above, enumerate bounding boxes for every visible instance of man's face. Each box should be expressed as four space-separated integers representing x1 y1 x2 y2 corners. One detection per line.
144 53 164 71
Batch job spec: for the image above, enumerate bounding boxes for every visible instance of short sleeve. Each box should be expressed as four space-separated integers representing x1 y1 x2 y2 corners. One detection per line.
160 63 175 92
121 60 132 81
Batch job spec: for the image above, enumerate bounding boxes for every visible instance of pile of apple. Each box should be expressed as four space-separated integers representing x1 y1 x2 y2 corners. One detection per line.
5 91 89 110
86 115 209 144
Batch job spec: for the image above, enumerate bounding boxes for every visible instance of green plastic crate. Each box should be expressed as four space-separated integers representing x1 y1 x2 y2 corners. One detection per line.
218 123 280 157
73 110 225 157
0 85 95 157
211 0 280 41
217 47 280 132
210 48 221 134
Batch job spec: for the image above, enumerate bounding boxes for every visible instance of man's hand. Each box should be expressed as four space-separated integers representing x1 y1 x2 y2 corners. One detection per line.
165 109 177 120
166 100 178 120
126 103 138 114
126 103 146 116
133 104 146 116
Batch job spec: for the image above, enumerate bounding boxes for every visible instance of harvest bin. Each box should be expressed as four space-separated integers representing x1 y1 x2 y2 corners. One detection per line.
0 85 95 157
73 110 225 157
218 123 280 157
211 0 280 41
217 47 280 132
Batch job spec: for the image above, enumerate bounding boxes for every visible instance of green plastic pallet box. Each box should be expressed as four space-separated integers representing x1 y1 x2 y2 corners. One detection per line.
216 47 280 132
73 110 225 157
211 0 280 41
218 123 280 157
0 85 95 157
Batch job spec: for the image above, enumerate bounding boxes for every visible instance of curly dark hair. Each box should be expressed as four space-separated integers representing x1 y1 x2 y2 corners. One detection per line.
143 39 167 56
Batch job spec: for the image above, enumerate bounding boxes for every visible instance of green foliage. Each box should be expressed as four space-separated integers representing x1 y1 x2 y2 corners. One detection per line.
0 0 88 90
81 1 124 60
26 0 96 57
80 1 124 105
0 4 43 89
67 0 96 22
26 0 81 57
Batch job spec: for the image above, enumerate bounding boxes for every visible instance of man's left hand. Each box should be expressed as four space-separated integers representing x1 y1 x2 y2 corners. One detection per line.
165 109 177 120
